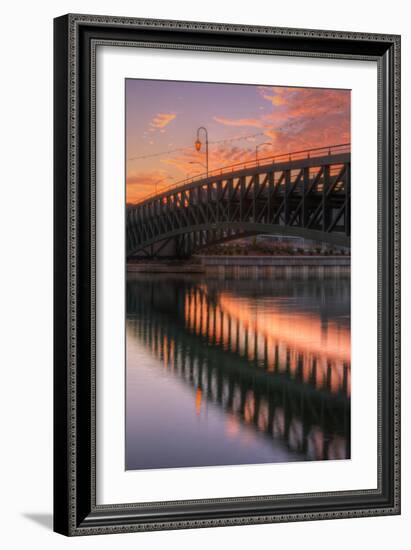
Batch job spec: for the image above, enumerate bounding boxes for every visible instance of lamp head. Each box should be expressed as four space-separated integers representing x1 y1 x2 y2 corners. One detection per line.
195 139 202 152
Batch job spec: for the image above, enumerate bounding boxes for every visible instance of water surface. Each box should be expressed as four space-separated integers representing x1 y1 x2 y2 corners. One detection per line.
126 271 350 470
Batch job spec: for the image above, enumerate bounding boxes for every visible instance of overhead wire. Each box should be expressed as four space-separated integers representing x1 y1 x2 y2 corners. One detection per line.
127 131 265 162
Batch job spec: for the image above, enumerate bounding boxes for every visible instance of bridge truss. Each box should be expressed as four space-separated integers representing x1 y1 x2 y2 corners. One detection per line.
126 145 350 258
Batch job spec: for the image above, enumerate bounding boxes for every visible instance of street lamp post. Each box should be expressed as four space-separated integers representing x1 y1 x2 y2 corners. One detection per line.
255 142 271 163
194 126 209 177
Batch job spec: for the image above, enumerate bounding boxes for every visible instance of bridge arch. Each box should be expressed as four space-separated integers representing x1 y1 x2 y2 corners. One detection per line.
129 222 350 258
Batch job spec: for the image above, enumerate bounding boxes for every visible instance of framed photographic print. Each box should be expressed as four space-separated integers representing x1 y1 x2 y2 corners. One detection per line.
53 14 401 536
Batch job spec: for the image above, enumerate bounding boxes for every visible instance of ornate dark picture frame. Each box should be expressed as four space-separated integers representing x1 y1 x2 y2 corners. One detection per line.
53 13 401 536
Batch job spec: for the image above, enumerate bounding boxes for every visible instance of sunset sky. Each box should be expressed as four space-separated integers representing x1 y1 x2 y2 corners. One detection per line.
126 79 350 204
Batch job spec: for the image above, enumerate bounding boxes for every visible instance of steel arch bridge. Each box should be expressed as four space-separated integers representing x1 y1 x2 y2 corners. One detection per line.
126 144 350 259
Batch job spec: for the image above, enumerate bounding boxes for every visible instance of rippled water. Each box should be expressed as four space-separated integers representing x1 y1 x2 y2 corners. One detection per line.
126 271 351 470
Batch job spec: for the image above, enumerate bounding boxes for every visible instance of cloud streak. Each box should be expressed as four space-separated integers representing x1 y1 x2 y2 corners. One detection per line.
150 113 177 129
213 116 263 128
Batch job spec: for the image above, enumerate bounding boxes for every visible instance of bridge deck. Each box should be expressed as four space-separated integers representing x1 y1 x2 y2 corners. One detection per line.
132 152 350 208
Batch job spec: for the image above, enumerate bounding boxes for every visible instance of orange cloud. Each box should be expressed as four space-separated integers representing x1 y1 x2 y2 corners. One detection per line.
150 113 177 129
126 169 172 204
262 93 287 106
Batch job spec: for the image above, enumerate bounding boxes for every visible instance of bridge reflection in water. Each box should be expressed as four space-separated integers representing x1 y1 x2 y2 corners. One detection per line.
126 272 350 470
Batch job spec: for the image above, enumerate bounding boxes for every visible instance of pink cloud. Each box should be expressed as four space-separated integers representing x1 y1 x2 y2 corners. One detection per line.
213 116 263 128
213 88 350 154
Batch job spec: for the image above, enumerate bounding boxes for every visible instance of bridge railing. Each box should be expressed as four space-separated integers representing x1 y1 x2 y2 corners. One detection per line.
129 143 351 207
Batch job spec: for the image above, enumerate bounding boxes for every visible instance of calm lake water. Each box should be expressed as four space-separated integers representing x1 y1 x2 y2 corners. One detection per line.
126 270 351 470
